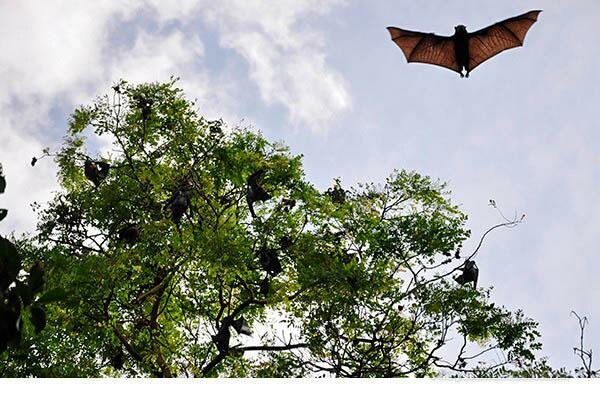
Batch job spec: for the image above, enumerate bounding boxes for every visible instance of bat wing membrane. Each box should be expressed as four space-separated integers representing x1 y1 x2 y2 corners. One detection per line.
468 10 541 71
387 27 460 73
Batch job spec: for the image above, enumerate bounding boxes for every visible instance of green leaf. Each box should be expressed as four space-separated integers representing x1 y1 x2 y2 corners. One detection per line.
0 209 6 222
68 107 93 134
37 287 68 303
30 306 47 334
0 80 541 377
0 237 21 292
28 261 44 294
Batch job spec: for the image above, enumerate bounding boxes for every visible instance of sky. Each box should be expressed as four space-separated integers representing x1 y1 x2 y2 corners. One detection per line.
0 0 599 372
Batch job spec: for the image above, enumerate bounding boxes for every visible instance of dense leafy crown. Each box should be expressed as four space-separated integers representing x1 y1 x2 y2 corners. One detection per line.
0 80 542 377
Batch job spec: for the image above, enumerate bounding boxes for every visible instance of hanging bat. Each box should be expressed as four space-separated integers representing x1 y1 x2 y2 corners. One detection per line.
164 188 189 225
212 321 231 354
117 223 141 245
281 198 296 212
387 10 541 77
232 317 252 336
454 259 479 288
84 159 110 187
164 180 192 225
259 276 270 295
83 160 97 182
134 95 154 121
258 247 282 276
110 347 125 370
278 235 293 250
246 169 271 218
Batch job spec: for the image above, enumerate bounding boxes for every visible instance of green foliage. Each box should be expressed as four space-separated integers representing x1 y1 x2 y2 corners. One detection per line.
37 288 68 304
1 80 544 377
0 165 62 357
461 358 572 378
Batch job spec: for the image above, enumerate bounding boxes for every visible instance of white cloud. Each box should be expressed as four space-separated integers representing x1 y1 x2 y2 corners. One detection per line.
0 1 138 234
198 0 351 133
109 30 204 84
0 119 57 235
0 1 139 107
0 1 214 234
142 0 200 23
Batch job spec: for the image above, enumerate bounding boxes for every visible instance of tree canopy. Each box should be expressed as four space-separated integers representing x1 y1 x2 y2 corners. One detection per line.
0 79 545 377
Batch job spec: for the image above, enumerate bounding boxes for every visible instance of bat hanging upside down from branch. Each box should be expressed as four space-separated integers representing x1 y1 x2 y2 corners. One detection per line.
387 10 541 77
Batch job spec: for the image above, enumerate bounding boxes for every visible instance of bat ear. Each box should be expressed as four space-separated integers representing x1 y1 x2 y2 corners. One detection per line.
454 25 466 33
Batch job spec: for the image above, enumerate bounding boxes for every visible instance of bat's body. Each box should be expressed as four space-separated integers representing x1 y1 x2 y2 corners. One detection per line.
246 169 271 218
387 10 542 77
454 260 479 288
453 26 470 76
164 180 192 225
84 159 110 187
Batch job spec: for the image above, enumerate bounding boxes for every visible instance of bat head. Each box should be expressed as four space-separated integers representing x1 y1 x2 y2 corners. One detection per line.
454 25 467 34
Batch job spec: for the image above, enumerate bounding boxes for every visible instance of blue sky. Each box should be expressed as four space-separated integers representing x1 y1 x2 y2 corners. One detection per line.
1 0 599 371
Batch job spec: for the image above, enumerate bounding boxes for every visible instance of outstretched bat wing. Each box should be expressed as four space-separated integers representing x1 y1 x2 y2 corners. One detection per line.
387 27 460 73
468 10 541 71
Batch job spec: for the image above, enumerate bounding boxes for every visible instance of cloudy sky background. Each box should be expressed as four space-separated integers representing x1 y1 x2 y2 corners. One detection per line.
1 0 599 371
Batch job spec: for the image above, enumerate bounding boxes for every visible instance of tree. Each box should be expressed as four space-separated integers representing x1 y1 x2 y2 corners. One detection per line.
0 164 64 359
0 79 543 377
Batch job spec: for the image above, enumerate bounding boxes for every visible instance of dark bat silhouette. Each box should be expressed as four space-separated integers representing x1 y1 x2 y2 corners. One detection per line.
134 95 154 121
164 188 189 225
259 276 270 295
164 180 192 225
212 321 231 354
454 260 479 288
84 160 110 187
387 10 541 77
110 348 125 370
232 317 252 336
212 316 252 354
246 169 271 218
278 235 293 250
117 223 141 245
258 247 282 276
